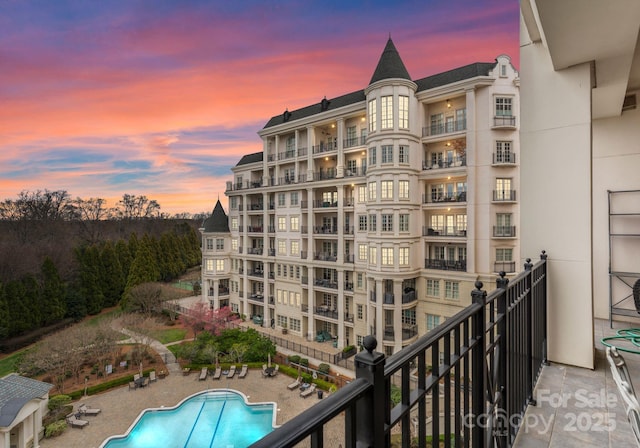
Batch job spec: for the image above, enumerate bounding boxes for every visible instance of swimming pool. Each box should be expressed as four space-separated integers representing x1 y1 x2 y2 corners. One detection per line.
100 389 277 448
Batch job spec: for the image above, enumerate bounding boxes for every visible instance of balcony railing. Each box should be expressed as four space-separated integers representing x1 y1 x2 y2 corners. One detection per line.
493 152 517 164
313 225 338 234
494 261 516 273
493 226 517 238
422 191 466 204
423 226 467 237
493 190 517 201
422 118 467 137
493 115 517 127
422 157 466 170
251 253 548 448
312 141 337 154
343 136 367 148
313 252 337 262
401 324 418 340
312 169 337 181
247 247 263 255
313 200 338 209
424 258 467 271
314 278 338 289
344 253 354 263
314 307 338 320
344 167 366 177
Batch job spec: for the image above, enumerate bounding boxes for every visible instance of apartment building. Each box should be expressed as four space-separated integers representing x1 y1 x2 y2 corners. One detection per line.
201 38 519 355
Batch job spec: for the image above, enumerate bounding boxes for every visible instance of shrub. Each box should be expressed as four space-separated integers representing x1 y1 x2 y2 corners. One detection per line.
45 420 67 438
342 345 355 353
299 358 309 367
318 363 330 374
48 394 71 411
288 355 301 364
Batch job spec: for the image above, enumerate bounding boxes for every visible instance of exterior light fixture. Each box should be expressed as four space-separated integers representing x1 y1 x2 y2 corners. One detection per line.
446 99 451 108
331 124 335 128
325 157 329 161
361 117 366 122
446 142 451 147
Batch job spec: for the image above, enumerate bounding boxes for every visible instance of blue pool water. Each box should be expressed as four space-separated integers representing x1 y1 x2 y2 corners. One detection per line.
101 390 276 448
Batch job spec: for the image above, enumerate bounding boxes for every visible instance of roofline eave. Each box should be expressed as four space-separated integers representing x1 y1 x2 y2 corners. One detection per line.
415 76 496 101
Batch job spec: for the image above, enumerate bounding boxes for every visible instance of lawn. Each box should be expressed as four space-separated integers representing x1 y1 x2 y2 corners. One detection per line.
149 328 187 344
0 349 28 377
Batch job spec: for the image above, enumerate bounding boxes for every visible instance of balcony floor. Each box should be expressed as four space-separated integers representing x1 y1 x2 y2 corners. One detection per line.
514 318 640 447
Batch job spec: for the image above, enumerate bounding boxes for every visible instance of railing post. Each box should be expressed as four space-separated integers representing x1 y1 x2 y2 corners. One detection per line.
524 258 536 406
540 250 549 366
496 272 509 447
354 335 386 448
471 281 487 448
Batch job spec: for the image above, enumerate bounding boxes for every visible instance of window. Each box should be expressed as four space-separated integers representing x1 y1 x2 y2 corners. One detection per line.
430 113 443 135
500 64 507 77
368 182 377 201
426 314 440 331
216 238 224 250
358 185 366 203
496 248 513 261
381 96 393 129
205 259 214 272
290 216 299 231
290 240 299 256
369 246 377 265
444 281 459 300
369 214 377 231
426 279 440 296
346 126 357 146
278 240 286 255
358 215 368 231
206 238 214 250
381 214 393 232
399 247 409 265
284 168 295 183
496 141 512 163
357 335 364 348
495 97 513 116
496 213 513 236
368 147 377 165
456 214 467 233
399 180 409 199
456 109 467 131
357 273 363 288
231 238 238 251
358 244 368 261
381 247 394 265
399 96 409 129
399 145 409 163
381 145 393 163
230 217 238 231
277 315 288 328
368 99 377 132
230 197 238 210
402 308 416 326
381 180 393 199
289 318 301 332
286 135 295 153
399 214 409 232
290 192 299 206
278 217 286 231
216 260 224 272
357 304 363 320
495 178 512 200
278 193 286 206
231 303 239 313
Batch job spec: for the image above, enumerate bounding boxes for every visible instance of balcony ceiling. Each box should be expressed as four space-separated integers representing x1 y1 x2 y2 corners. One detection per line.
522 0 640 119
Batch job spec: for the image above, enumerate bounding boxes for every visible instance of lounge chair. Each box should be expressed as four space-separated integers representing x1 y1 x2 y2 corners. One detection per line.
238 364 248 378
287 376 302 390
227 365 237 378
149 371 157 383
300 383 317 398
271 364 279 376
199 367 208 381
128 381 137 390
262 364 269 377
133 373 141 382
79 404 101 416
66 413 89 429
212 366 222 379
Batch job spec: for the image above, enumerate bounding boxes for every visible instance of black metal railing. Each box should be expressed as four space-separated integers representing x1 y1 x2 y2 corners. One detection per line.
493 190 517 201
424 258 467 271
493 153 517 164
494 116 517 127
252 252 548 448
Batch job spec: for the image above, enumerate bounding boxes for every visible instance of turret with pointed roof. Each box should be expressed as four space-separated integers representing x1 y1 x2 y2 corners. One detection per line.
369 37 412 85
202 200 229 233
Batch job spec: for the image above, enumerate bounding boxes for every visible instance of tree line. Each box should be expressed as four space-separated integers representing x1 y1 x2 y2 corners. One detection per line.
0 213 203 349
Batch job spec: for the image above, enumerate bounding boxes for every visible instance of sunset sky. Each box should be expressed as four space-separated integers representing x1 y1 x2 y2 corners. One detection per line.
0 0 519 216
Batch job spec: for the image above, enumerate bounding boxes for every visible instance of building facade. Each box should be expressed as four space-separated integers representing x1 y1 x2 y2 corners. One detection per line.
202 39 520 355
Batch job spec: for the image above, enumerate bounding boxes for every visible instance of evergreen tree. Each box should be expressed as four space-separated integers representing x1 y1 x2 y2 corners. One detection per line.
0 282 8 339
5 279 33 336
100 241 124 306
124 236 160 301
115 238 132 281
76 245 105 315
64 283 87 320
22 274 42 327
40 257 66 325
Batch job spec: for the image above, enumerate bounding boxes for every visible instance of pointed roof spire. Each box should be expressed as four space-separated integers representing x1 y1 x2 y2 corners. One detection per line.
369 37 411 85
202 199 229 233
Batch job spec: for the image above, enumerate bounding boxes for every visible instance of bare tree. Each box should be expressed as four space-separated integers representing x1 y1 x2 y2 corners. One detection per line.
125 282 163 317
74 197 108 243
114 194 161 220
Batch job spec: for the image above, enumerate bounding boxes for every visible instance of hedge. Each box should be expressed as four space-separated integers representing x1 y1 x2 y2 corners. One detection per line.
58 369 156 400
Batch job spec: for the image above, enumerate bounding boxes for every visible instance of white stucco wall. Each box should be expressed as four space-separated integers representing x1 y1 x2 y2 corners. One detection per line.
520 36 595 368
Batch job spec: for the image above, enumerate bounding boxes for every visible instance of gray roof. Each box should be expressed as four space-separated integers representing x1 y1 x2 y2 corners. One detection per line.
261 40 496 132
236 152 263 166
202 200 229 233
0 374 52 427
369 38 412 84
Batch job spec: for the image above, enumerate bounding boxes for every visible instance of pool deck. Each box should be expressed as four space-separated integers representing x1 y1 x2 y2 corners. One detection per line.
40 369 325 448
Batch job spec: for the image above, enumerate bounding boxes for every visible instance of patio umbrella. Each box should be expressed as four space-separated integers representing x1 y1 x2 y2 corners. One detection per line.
139 362 143 377
268 353 271 368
